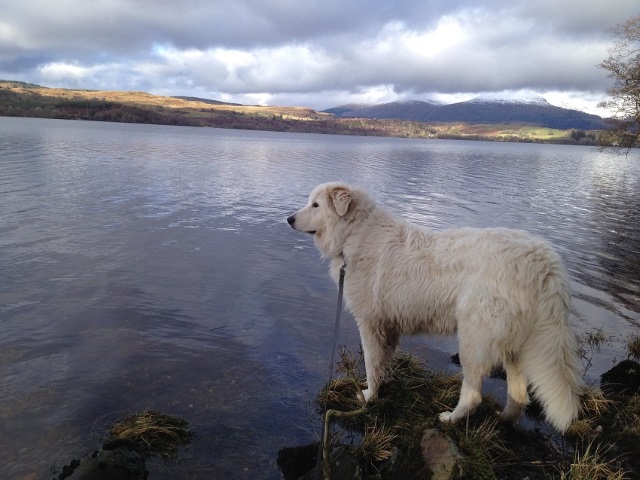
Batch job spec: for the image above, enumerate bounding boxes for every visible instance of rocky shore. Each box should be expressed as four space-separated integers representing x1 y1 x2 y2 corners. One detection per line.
278 348 640 480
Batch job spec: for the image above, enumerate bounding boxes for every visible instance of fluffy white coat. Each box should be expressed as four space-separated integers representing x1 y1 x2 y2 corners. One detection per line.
287 182 584 432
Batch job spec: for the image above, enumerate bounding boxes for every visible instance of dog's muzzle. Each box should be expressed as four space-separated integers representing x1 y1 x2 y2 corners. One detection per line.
287 215 316 234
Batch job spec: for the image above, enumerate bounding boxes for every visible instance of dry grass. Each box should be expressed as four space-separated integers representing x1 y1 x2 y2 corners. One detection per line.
567 419 599 439
431 371 463 411
568 386 615 439
323 377 363 411
581 385 618 419
107 410 192 457
560 442 628 480
616 395 640 436
580 328 612 353
578 328 615 377
626 333 640 361
356 419 398 462
462 418 513 468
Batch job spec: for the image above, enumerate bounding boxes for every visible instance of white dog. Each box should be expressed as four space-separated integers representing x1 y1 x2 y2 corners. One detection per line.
287 182 584 432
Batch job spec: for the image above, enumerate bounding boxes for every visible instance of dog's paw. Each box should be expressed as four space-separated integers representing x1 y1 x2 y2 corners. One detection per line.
362 388 374 402
438 411 454 423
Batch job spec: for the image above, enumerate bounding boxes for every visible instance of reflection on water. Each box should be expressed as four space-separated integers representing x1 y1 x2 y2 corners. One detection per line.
0 117 639 479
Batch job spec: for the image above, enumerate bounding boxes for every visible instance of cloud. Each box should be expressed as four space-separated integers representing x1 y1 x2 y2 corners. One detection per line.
39 62 111 81
117 14 611 95
0 0 637 114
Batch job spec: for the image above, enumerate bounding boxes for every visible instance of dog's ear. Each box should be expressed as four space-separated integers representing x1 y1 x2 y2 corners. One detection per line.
330 186 352 216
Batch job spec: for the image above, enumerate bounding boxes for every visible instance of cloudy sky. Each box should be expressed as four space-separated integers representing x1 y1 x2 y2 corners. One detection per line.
1 1 637 115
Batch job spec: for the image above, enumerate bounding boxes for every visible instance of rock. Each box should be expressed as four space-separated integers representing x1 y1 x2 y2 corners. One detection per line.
277 443 318 480
60 446 148 480
601 360 640 396
299 445 362 480
56 411 191 480
421 429 466 480
329 446 362 480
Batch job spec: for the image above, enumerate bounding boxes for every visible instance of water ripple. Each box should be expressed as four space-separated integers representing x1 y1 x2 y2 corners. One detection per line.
1 118 639 479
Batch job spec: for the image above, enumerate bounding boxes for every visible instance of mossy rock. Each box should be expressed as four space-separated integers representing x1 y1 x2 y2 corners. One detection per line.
56 411 192 480
601 360 640 396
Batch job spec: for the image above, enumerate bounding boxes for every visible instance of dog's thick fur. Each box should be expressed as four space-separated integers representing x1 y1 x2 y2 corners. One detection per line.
287 182 584 432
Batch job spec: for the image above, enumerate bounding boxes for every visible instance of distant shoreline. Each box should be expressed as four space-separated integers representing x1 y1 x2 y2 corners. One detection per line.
0 80 611 146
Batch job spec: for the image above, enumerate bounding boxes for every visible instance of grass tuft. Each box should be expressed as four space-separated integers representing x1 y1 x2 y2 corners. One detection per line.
626 333 640 361
356 419 398 462
106 410 192 458
581 385 618 419
560 442 627 480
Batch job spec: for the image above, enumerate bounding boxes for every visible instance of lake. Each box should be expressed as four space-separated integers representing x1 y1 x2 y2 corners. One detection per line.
1 117 639 479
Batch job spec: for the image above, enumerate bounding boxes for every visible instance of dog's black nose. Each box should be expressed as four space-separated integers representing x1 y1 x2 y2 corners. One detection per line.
287 215 295 225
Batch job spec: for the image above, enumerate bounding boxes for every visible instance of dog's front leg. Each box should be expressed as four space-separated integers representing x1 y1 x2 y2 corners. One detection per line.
359 324 399 402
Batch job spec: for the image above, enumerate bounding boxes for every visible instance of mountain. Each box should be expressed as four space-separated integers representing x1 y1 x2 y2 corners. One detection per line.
324 100 442 121
324 97 606 130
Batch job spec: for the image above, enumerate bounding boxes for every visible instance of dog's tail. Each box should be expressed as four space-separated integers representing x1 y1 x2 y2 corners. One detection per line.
521 266 584 433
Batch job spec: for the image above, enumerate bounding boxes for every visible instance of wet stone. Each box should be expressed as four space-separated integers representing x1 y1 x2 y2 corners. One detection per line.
59 446 147 480
601 360 640 396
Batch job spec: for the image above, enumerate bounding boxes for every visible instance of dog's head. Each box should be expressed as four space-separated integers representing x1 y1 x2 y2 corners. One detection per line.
287 182 374 257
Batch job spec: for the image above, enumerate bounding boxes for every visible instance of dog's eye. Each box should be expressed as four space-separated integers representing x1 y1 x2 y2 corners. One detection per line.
312 202 319 208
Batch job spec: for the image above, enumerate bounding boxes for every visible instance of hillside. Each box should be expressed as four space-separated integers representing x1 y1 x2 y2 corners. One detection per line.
0 81 609 145
325 100 442 121
0 81 327 120
171 96 243 106
325 97 606 130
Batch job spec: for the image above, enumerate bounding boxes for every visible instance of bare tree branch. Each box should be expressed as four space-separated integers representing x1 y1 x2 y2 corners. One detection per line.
598 14 640 154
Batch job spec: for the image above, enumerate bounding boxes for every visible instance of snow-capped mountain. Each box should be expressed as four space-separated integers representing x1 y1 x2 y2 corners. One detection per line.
324 96 605 130
467 93 550 106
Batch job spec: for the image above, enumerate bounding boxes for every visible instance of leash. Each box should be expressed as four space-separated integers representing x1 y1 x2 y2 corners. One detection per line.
314 260 347 480
328 261 347 386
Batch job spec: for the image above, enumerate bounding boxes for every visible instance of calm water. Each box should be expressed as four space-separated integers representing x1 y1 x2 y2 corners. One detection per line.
1 117 639 479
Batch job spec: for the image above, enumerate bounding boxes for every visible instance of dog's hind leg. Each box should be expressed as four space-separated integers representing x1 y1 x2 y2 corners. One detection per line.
439 368 483 424
500 355 529 424
439 329 485 424
359 324 399 402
